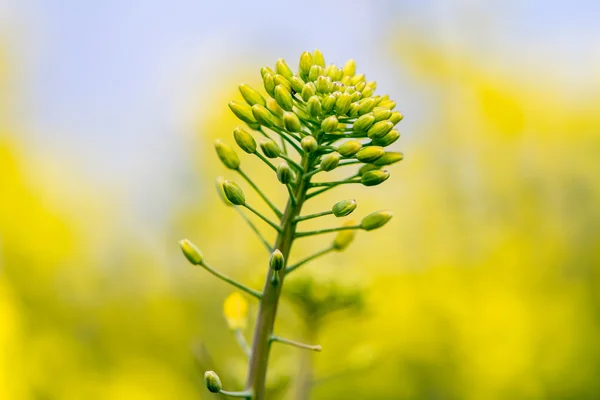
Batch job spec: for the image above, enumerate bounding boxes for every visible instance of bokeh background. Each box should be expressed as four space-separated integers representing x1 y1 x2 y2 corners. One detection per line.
1 1 600 399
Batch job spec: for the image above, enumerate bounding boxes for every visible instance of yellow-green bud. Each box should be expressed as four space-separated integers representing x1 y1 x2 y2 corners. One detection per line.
277 161 294 184
341 75 352 86
358 98 377 115
290 76 305 93
338 139 362 157
361 85 374 98
239 84 266 106
373 152 404 166
343 59 356 76
356 146 385 163
301 136 318 153
322 95 336 113
204 371 222 393
233 127 256 154
266 98 284 117
351 73 365 85
334 67 344 81
361 210 393 231
321 115 339 132
378 99 396 110
355 81 366 92
353 113 375 132
229 100 258 125
274 85 293 111
332 199 357 217
299 51 313 77
316 75 332 93
222 180 245 205
361 169 390 186
302 82 316 101
358 163 380 176
372 106 392 122
274 74 292 92
350 91 362 103
313 49 325 67
179 239 204 265
348 103 360 117
252 104 275 127
320 151 341 171
331 81 343 93
335 93 352 115
367 120 393 139
269 249 285 271
333 221 356 251
307 96 322 117
259 138 281 158
308 65 323 82
373 129 400 147
283 111 302 132
260 66 274 78
324 64 337 79
262 73 276 96
389 111 404 124
276 58 293 79
214 139 240 170
216 176 233 206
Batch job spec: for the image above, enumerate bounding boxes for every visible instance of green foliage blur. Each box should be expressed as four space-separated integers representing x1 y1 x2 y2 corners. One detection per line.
2 31 600 400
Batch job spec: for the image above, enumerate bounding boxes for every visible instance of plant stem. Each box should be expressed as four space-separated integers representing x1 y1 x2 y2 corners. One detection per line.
244 153 314 399
238 169 282 218
242 204 282 232
198 262 262 299
270 335 322 352
295 225 361 238
234 207 272 252
285 246 335 274
294 210 333 223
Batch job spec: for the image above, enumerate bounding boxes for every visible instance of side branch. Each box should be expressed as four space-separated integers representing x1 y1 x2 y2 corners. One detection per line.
199 261 263 299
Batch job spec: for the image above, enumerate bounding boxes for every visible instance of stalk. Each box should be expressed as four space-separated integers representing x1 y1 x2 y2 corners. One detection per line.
245 155 313 399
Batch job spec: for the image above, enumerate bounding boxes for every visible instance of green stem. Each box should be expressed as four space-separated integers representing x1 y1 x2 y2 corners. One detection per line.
254 152 277 172
219 390 253 398
295 225 360 238
285 246 335 274
242 204 281 232
198 262 262 299
294 210 333 223
310 179 360 187
279 154 304 172
234 329 252 358
234 207 272 252
238 169 282 218
270 335 322 352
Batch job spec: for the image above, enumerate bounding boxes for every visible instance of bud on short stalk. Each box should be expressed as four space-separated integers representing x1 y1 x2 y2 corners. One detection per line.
215 139 241 170
179 239 204 265
332 199 357 217
361 210 393 231
204 371 222 393
320 151 341 171
222 180 246 205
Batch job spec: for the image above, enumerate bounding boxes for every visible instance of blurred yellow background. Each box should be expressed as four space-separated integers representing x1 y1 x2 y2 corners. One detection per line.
1 1 599 399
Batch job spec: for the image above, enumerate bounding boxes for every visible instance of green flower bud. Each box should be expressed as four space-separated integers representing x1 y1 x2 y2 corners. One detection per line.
348 103 360 117
378 99 396 110
290 76 305 93
233 127 256 154
274 74 292 92
353 113 375 132
274 85 293 111
322 95 336 113
341 75 352 86
324 64 337 79
366 81 377 91
337 139 362 157
262 73 276 96
358 163 380 176
179 239 204 265
313 49 325 67
361 169 390 186
316 75 332 93
222 180 245 205
350 91 362 103
389 111 404 124
332 199 357 217
259 138 281 158
367 120 394 139
355 81 366 92
283 111 302 132
373 152 404 166
333 221 356 251
361 210 393 231
351 73 365 85
276 58 294 79
299 51 313 77
308 65 323 82
302 82 316 102
335 93 352 115
307 96 322 117
239 84 266 106
320 151 341 171
277 162 294 184
372 129 400 147
358 98 377 115
269 249 285 271
229 100 258 125
252 104 275 127
343 59 356 76
301 136 318 153
216 176 233 206
331 81 344 93
214 139 240 169
321 115 339 133
361 85 374 98
356 146 385 163
204 371 222 393
372 106 392 122
260 66 274 78
266 98 284 117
